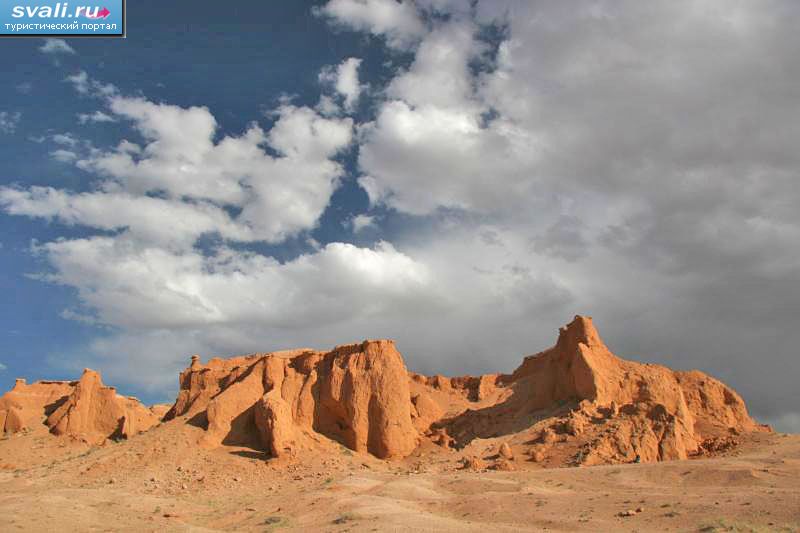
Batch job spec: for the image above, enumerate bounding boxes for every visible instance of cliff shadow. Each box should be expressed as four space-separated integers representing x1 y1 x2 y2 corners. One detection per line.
431 376 578 449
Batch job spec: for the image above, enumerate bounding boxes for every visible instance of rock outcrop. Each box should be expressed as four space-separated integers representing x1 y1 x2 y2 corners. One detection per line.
167 340 418 459
165 315 765 464
1 315 767 466
46 369 161 443
0 378 75 434
414 316 766 465
0 369 160 443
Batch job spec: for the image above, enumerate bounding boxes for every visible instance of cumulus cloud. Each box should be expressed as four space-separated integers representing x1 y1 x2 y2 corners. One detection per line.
335 0 800 430
0 87 400 391
39 38 76 55
0 111 21 134
38 238 441 392
67 96 353 243
348 214 377 233
52 133 78 147
42 228 573 392
315 0 425 49
65 70 118 98
77 110 116 124
39 239 432 331
0 187 253 247
355 21 543 215
50 149 78 163
319 57 365 112
3 93 355 245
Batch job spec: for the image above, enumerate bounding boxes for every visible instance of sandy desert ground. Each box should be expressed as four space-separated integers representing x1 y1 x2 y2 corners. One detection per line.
0 421 798 533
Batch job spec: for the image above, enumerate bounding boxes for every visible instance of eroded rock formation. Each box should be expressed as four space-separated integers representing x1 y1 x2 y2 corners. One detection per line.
1 316 767 466
167 340 417 459
415 316 765 466
0 378 74 434
165 316 765 464
0 369 161 443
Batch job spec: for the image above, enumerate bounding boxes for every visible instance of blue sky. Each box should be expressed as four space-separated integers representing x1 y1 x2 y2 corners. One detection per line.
0 1 365 380
1 0 799 432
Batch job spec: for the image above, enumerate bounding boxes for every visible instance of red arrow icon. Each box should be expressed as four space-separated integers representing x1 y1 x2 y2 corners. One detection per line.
86 7 111 19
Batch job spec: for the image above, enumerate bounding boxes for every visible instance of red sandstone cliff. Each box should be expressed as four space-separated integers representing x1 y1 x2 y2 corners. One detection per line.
0 369 161 443
1 316 767 466
0 378 74 434
409 316 765 465
166 340 417 459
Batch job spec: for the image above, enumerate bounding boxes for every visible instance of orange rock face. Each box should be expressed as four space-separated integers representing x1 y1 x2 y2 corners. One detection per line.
0 378 75 434
411 316 767 465
0 370 160 443
46 369 161 443
168 340 417 459
0 315 767 466
165 316 764 463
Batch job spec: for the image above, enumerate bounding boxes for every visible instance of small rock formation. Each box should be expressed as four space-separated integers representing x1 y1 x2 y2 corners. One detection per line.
47 369 160 443
0 378 74 434
499 442 514 460
460 455 486 470
529 447 545 463
149 404 172 420
0 369 160 443
491 458 516 471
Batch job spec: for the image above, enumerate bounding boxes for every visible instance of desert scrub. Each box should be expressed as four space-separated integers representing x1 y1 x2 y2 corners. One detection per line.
332 513 357 524
263 515 289 530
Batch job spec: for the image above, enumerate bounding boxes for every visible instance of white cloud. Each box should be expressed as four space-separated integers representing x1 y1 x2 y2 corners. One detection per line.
3 94 355 248
39 239 432 330
345 0 800 428
316 0 425 49
348 214 377 233
316 94 341 117
52 133 78 147
40 38 76 55
0 187 254 248
70 96 353 243
354 21 545 215
65 70 118 98
0 111 21 134
38 226 577 392
37 238 443 392
319 57 365 112
50 149 78 163
77 110 116 124
0 362 6 372
0 89 397 389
